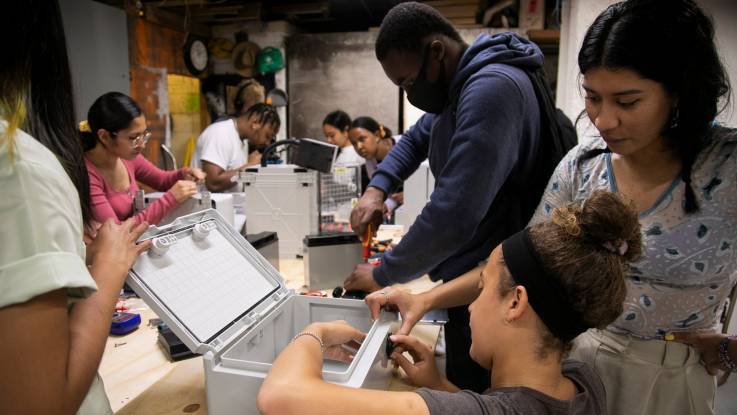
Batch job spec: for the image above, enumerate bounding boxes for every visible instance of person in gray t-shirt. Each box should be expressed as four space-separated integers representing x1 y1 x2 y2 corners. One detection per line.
257 187 641 415
416 360 604 415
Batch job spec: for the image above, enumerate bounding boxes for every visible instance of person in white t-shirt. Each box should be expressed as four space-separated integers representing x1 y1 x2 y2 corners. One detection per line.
192 103 280 192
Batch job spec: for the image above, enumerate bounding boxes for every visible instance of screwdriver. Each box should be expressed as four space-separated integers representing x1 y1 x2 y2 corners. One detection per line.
362 223 372 262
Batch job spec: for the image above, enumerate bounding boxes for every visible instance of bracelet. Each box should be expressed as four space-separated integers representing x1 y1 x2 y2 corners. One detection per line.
718 335 737 372
292 331 324 352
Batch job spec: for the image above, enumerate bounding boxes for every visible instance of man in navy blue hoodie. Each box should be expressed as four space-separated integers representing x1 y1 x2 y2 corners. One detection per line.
346 2 570 392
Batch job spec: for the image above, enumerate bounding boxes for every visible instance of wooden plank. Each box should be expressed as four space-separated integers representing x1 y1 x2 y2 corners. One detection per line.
194 15 261 23
146 0 208 7
130 66 166 168
190 3 261 18
448 17 477 25
142 4 211 38
455 24 483 29
527 29 560 44
131 18 189 75
270 2 328 15
189 5 243 16
115 357 207 415
424 0 479 7
435 4 480 13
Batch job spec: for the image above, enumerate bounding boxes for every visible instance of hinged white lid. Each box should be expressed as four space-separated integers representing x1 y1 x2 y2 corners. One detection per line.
127 209 291 355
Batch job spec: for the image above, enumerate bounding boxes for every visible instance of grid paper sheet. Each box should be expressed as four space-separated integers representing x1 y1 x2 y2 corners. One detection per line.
132 226 277 342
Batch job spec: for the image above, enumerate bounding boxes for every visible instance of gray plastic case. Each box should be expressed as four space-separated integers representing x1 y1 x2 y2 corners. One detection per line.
127 209 396 415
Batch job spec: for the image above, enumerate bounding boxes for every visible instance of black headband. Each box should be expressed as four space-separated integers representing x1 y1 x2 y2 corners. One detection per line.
501 228 588 342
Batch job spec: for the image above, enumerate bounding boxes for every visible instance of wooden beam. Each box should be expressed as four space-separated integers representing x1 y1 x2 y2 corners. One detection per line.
146 0 208 7
191 3 261 21
189 6 243 16
435 6 479 19
270 2 328 15
424 0 479 7
455 24 483 29
194 15 260 23
142 4 211 38
189 3 261 17
527 29 561 45
448 17 477 25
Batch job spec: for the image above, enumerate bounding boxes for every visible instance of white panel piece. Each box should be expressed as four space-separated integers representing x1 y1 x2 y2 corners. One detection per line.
395 161 434 229
132 221 277 343
237 165 318 258
144 191 235 228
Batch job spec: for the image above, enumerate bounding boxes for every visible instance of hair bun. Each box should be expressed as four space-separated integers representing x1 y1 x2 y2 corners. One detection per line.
551 206 582 237
576 190 643 262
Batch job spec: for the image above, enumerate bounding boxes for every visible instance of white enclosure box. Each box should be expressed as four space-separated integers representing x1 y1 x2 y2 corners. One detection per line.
303 233 363 289
141 191 237 229
395 161 435 229
127 209 396 415
235 165 319 258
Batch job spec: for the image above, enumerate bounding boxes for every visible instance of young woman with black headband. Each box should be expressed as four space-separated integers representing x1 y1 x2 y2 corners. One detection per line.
257 190 641 415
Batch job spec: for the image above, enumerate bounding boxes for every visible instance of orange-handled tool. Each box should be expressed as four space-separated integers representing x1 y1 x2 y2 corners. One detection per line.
362 224 372 262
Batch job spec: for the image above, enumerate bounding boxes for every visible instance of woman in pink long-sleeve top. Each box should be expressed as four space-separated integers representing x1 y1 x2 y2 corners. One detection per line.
81 92 205 225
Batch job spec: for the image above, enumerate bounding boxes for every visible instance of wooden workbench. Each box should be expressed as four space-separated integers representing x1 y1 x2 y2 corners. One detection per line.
101 255 441 414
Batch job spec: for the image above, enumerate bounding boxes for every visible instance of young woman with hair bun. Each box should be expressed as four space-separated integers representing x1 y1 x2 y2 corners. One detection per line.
257 190 642 415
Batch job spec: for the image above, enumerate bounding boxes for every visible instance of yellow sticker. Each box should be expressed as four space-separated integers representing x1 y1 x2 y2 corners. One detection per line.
664 333 675 341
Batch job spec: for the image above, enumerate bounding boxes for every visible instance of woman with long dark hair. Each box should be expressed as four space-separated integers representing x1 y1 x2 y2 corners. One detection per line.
82 92 204 226
0 2 150 414
530 0 734 413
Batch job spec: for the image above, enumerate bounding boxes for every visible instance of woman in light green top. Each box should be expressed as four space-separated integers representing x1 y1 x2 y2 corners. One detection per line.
0 2 151 414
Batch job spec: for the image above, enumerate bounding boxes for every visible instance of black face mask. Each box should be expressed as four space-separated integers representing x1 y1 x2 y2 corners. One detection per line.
406 45 448 114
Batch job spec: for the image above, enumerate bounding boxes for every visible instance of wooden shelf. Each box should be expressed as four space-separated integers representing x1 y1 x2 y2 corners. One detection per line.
527 28 560 45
